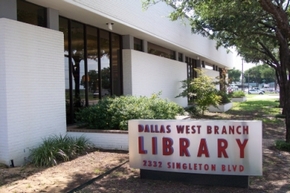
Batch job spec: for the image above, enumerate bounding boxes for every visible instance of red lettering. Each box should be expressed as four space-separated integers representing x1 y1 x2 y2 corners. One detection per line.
138 136 147 154
229 126 234 134
182 163 187 169
191 126 196 134
221 164 226 171
236 126 241 134
197 138 210 157
150 125 154 132
207 126 212 134
176 125 184 133
240 165 244 172
222 126 227 134
214 126 219 134
179 138 190 157
144 125 149 132
162 137 174 155
152 137 157 155
160 125 165 133
218 139 228 158
166 125 171 133
186 125 190 134
233 165 237 171
197 125 201 134
236 139 248 158
138 124 144 132
243 126 249 134
198 163 202 170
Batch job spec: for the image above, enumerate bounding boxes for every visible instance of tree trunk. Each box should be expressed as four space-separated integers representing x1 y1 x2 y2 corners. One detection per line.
286 108 290 143
283 75 290 142
72 57 82 109
277 45 290 143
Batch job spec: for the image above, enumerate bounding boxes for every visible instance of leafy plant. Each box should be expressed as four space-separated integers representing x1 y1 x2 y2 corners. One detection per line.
184 105 202 116
76 93 185 130
217 90 231 104
275 140 290 152
29 135 93 167
230 90 246 98
176 69 221 115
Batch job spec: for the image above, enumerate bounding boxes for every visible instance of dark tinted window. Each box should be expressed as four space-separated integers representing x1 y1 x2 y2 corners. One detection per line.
17 0 47 27
148 42 175 60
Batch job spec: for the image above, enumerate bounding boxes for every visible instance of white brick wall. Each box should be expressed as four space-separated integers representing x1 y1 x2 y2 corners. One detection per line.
67 132 129 151
0 18 66 166
123 49 188 107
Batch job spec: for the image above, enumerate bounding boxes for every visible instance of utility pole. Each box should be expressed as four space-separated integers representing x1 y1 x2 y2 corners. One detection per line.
241 59 244 91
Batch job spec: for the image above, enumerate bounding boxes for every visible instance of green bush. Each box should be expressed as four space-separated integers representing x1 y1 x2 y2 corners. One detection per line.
275 140 290 152
275 114 286 119
76 94 185 130
230 90 246 98
184 105 202 116
29 135 93 167
217 91 231 104
176 69 221 115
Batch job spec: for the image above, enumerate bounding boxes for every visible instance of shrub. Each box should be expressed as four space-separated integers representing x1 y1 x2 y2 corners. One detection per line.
76 93 185 130
275 114 286 119
230 90 246 98
217 91 231 104
275 140 290 152
176 69 221 115
29 135 93 167
184 105 202 116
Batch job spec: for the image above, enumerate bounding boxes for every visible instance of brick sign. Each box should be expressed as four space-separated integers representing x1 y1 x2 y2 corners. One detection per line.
129 120 262 176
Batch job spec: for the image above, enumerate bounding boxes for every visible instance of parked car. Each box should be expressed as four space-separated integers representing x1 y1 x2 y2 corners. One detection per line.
253 87 265 93
248 89 264 94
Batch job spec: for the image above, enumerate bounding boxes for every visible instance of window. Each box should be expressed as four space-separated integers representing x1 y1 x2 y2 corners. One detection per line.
134 38 143 51
178 53 183 62
186 57 197 79
148 42 175 60
17 0 47 27
59 17 122 124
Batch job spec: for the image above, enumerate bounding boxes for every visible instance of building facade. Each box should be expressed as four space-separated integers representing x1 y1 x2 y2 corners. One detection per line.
0 0 236 166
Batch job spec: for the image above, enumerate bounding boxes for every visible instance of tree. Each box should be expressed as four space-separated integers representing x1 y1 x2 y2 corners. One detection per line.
176 69 221 115
244 64 276 88
228 68 241 83
260 65 277 85
143 0 290 143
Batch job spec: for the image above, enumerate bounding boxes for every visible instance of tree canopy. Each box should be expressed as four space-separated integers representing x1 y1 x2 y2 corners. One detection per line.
228 68 241 83
244 64 276 84
143 0 290 143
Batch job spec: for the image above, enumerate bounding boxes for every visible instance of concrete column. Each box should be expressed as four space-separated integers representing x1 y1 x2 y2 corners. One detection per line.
196 59 201 68
0 0 17 20
175 52 179 61
122 35 134 49
47 8 59 30
143 40 148 53
182 53 186 62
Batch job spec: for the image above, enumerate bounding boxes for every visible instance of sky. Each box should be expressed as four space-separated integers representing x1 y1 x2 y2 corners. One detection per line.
231 53 257 72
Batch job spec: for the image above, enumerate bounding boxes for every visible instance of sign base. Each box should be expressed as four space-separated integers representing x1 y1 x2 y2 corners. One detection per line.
140 169 249 188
